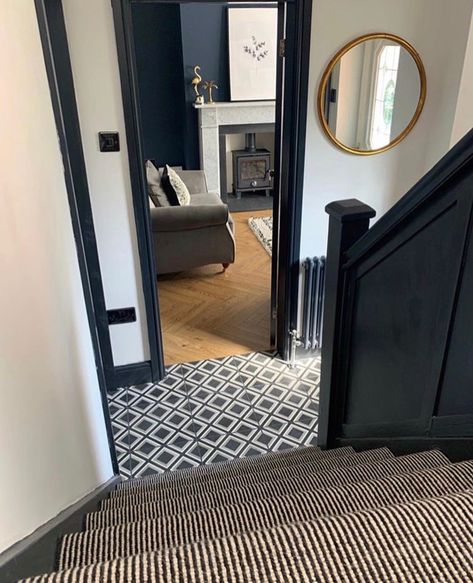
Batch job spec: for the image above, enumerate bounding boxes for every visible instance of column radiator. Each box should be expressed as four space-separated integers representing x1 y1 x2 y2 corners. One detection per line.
301 256 326 350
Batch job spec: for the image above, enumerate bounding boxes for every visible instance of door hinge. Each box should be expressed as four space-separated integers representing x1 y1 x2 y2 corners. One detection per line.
272 308 277 320
279 38 286 58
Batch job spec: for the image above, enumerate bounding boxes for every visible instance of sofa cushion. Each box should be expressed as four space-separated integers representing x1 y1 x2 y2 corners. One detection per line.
174 169 208 195
162 165 191 206
145 161 170 207
189 192 223 206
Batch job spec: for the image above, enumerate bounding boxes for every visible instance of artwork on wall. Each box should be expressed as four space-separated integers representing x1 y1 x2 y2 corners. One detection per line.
228 7 278 101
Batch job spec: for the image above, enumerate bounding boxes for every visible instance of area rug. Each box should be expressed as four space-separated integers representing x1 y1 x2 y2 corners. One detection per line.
248 216 272 256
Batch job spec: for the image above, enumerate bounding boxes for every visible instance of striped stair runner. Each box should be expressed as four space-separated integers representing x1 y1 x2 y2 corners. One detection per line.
18 445 473 582
97 450 450 515
106 447 393 501
116 445 357 492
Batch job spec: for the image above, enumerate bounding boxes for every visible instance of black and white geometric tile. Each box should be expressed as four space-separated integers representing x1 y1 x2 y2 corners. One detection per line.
108 351 321 479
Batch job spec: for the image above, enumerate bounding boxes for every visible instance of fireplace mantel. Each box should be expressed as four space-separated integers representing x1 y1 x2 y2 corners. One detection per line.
194 101 276 196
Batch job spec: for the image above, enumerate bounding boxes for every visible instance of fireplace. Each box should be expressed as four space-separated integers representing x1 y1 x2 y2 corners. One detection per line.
232 133 271 199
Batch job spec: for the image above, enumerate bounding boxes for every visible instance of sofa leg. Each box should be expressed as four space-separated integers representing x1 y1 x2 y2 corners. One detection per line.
222 263 230 272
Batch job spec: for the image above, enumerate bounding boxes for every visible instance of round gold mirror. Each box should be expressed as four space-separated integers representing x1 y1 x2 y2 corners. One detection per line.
317 33 426 155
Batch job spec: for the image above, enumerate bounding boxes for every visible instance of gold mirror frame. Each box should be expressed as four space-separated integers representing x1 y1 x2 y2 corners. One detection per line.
317 33 427 156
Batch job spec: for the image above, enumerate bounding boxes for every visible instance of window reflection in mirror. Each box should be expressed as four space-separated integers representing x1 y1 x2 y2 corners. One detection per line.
319 34 426 155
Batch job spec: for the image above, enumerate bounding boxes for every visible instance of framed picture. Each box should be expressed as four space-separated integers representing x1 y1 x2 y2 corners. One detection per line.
228 7 278 102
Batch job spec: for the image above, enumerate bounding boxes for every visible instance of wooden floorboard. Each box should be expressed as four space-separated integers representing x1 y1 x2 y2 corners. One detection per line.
157 210 272 365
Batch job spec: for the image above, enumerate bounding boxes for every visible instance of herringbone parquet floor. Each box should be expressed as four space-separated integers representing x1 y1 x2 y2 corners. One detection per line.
158 210 272 365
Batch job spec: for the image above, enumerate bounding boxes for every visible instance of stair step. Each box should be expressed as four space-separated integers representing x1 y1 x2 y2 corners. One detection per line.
90 450 450 525
58 460 473 570
105 447 394 504
23 489 473 582
117 445 356 492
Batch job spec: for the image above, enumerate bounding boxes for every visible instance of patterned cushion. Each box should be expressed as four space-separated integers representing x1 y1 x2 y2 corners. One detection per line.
145 161 169 207
161 164 191 206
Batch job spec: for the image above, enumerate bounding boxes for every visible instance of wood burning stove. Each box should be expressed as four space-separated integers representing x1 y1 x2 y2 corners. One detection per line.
232 133 271 199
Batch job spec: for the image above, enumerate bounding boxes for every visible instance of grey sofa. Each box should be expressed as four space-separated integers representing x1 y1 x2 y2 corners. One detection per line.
149 169 235 275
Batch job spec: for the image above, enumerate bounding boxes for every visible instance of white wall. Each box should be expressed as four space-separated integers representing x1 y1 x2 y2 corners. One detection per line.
451 12 473 145
0 1 113 553
300 0 473 258
62 0 150 366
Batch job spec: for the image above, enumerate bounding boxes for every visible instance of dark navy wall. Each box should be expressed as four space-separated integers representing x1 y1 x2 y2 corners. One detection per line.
132 3 230 170
180 4 230 169
131 4 186 166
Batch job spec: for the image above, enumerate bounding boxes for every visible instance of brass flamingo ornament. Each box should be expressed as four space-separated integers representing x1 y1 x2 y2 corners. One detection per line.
203 80 218 104
191 65 204 104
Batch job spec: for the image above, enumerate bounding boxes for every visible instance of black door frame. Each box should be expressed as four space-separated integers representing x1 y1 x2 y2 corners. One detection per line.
35 0 119 473
111 0 313 368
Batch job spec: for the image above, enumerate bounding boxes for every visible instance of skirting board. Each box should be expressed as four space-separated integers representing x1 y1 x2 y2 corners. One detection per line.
0 476 120 583
112 360 153 390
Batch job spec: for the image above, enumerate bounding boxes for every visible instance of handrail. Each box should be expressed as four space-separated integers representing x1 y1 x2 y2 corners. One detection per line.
344 128 473 269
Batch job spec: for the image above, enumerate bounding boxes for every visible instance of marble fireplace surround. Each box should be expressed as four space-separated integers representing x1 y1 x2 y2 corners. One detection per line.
194 101 276 197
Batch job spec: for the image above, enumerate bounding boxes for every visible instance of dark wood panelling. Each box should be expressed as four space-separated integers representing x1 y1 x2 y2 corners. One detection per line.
319 129 473 456
432 415 473 437
436 212 473 418
335 437 473 463
345 203 463 429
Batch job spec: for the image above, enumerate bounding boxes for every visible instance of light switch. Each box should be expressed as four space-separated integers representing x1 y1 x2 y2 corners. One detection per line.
99 132 120 152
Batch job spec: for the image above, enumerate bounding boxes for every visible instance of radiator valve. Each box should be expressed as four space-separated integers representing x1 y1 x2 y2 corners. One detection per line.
289 329 303 369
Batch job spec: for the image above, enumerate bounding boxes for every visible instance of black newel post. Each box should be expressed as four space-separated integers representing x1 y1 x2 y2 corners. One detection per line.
318 199 376 449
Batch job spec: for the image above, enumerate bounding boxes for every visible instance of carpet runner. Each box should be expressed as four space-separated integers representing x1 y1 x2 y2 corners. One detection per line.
18 445 473 582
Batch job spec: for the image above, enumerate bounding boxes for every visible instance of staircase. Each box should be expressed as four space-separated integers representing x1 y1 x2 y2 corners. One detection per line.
20 444 473 582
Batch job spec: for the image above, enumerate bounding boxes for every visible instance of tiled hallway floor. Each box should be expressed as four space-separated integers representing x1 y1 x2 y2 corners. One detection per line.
108 351 321 478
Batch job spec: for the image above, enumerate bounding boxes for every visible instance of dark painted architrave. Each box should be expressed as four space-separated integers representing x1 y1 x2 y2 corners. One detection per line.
111 0 165 383
275 0 314 359
269 1 286 348
112 0 312 366
35 0 118 473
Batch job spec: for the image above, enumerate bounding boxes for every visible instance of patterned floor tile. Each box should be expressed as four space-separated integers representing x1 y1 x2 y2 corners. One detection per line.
108 351 321 478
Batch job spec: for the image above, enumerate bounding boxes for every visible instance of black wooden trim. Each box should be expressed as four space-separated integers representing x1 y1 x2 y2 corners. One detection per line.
318 200 376 449
35 0 118 474
431 415 473 437
113 361 153 389
335 437 473 463
269 1 285 348
0 477 119 583
345 128 473 267
111 0 165 382
341 419 427 439
276 0 313 359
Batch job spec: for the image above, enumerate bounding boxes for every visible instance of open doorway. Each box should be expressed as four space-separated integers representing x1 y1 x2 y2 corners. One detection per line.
107 0 320 476
113 0 311 375
129 2 276 366
132 2 277 364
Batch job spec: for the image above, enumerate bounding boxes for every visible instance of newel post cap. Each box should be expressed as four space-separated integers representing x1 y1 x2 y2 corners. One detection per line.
325 199 376 223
